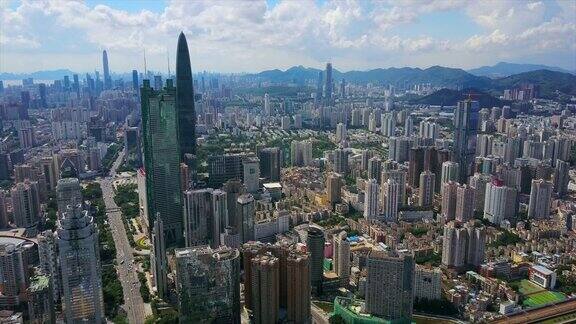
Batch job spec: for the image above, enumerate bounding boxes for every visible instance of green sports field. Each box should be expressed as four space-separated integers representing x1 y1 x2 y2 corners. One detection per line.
517 279 545 295
523 291 566 308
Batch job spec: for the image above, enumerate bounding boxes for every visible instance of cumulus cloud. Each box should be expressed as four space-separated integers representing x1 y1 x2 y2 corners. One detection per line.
0 0 574 72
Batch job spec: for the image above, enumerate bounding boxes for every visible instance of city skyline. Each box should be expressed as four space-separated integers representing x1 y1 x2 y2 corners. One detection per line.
1 0 575 74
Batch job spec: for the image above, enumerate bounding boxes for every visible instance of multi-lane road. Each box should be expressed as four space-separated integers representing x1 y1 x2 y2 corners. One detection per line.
98 151 147 324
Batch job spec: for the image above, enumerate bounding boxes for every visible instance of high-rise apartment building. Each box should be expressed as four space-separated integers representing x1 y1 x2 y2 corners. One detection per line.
286 251 311 323
250 252 280 324
333 231 350 282
57 205 104 323
483 179 517 224
553 160 569 197
364 179 379 220
456 184 475 223
11 180 40 235
441 181 458 222
37 230 60 303
381 179 399 222
333 148 348 174
141 79 183 245
326 173 342 205
365 250 414 322
528 179 553 219
418 171 435 207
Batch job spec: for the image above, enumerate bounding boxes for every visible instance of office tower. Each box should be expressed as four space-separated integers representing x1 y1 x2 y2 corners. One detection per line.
102 50 111 90
364 179 379 220
259 147 281 182
175 246 241 324
211 189 228 246
243 156 260 193
208 154 243 187
131 69 139 91
141 79 183 245
307 226 325 294
336 123 346 143
250 252 280 324
453 100 479 183
381 113 395 137
419 120 439 140
176 32 197 165
27 274 55 324
528 179 553 219
408 147 425 187
367 157 382 183
237 194 255 243
151 219 168 299
324 63 333 102
469 173 490 213
263 93 271 116
333 148 348 174
0 191 7 229
382 169 407 206
56 178 82 214
183 189 212 247
223 180 246 236
72 74 80 98
20 90 31 110
441 161 460 190
441 181 458 222
57 205 104 323
326 173 342 205
456 185 475 223
381 179 399 222
11 180 40 235
291 140 313 167
333 231 350 282
418 171 435 207
442 221 485 269
365 250 414 322
286 251 311 323
38 83 47 108
553 160 569 197
483 179 517 224
37 230 60 303
153 75 162 90
404 115 413 136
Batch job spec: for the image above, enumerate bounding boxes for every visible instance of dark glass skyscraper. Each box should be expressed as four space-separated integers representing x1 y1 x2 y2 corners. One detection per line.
324 62 333 103
102 50 111 90
176 32 196 165
453 100 479 183
132 70 139 91
141 79 183 246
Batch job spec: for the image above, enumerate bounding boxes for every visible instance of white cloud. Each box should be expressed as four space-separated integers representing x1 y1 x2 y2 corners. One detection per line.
0 0 574 73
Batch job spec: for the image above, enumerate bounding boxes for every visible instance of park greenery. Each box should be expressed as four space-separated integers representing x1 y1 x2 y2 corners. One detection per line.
414 253 442 267
413 297 459 316
488 229 523 248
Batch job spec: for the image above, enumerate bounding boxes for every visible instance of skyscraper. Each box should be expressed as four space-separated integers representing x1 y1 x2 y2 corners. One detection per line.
364 179 379 220
456 184 475 223
176 32 197 166
333 231 350 282
38 230 60 303
442 221 486 270
553 160 569 197
132 69 139 91
419 171 435 207
151 219 168 299
174 246 241 323
250 252 280 324
528 179 553 219
365 250 414 322
259 147 281 182
286 251 311 323
11 180 40 235
307 225 325 295
483 179 517 224
381 178 399 222
57 205 104 323
236 194 255 243
141 79 183 245
453 100 479 183
324 62 333 102
333 148 348 174
326 173 342 205
441 181 458 222
102 50 111 90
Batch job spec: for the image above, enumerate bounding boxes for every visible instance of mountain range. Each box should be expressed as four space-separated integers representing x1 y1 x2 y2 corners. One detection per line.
467 62 574 78
2 63 575 99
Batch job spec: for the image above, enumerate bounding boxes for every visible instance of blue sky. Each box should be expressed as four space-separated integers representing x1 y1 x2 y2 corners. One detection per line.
1 0 575 73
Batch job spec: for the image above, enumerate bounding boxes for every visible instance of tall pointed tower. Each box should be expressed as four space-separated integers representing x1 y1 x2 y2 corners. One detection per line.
176 32 196 165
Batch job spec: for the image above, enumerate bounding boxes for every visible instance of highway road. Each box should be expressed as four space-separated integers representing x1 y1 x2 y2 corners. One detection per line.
98 151 147 324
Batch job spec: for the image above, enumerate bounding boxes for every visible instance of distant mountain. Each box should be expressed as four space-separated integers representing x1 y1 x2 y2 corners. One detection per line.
491 69 576 98
0 69 77 80
468 62 573 78
412 88 509 107
252 65 492 88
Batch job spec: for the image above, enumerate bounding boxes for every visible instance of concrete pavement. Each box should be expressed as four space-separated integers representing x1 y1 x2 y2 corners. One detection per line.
98 151 148 324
